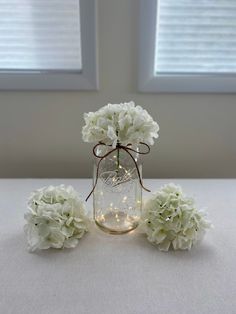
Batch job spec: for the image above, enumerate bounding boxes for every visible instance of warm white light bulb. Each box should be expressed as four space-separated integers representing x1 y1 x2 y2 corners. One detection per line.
122 196 128 202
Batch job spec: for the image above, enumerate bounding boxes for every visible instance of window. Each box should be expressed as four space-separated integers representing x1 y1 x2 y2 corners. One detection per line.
0 0 98 90
139 0 236 93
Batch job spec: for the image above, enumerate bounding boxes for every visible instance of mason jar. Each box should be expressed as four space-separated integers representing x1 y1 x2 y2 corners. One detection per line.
93 144 142 234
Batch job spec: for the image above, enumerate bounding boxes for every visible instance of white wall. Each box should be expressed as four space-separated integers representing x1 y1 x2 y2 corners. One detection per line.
0 0 235 178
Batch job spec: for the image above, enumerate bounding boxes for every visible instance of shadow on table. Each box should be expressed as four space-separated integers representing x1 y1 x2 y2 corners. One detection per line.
1 232 88 258
1 227 216 263
132 232 216 261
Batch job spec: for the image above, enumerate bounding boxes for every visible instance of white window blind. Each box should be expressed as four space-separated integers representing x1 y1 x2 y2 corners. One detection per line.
155 0 236 74
0 0 82 71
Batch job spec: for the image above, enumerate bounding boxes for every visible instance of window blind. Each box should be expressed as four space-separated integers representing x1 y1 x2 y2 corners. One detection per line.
155 0 236 74
0 0 81 71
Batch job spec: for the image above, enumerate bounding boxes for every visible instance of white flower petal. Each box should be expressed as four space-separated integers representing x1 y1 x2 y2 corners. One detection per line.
158 239 171 251
152 230 166 244
64 238 79 248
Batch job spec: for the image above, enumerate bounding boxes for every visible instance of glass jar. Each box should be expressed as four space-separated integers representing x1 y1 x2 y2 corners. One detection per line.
93 144 142 234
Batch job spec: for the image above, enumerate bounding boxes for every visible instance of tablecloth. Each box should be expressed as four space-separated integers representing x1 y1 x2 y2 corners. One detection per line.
0 179 235 314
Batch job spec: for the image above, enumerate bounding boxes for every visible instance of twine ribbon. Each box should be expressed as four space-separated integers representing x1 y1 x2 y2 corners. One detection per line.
86 142 151 201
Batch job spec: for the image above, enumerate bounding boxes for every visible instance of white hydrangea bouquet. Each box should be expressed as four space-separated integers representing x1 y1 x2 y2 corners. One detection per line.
140 183 212 251
82 101 159 148
24 185 89 252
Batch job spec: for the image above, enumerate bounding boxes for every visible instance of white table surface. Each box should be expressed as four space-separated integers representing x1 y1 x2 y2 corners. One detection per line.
0 179 236 314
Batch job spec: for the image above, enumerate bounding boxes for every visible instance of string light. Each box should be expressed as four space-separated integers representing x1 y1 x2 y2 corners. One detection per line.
122 196 128 203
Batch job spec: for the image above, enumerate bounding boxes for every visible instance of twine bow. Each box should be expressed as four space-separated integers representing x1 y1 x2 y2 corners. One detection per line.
86 142 151 201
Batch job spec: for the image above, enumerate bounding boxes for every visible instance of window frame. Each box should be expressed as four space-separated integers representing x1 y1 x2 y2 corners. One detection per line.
0 0 98 91
138 0 236 93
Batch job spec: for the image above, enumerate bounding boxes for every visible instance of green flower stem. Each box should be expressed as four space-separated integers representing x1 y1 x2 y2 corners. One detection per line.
116 147 120 174
116 131 120 174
